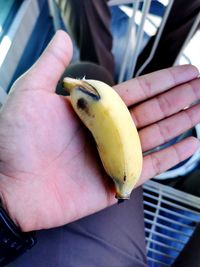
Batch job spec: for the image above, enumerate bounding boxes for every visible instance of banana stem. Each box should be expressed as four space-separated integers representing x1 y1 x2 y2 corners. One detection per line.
63 77 83 93
63 77 100 100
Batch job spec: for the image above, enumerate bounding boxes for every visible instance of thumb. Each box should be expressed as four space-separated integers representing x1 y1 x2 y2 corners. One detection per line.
14 30 73 92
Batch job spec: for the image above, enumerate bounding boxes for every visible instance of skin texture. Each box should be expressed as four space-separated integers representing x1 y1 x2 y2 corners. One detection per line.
0 31 199 232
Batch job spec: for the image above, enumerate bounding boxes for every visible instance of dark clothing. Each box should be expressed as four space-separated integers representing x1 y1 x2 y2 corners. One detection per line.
57 0 115 77
8 187 147 267
136 0 200 74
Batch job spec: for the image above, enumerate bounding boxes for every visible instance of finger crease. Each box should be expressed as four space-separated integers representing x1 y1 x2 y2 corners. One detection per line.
167 68 178 85
156 122 168 144
171 143 182 162
183 109 194 128
156 94 172 118
188 81 199 101
150 153 162 176
136 76 152 99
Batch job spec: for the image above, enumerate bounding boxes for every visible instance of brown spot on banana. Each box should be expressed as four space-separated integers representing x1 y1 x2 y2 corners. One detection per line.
77 98 88 110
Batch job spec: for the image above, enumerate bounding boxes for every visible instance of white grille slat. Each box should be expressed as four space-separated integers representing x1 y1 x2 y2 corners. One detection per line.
147 257 169 266
148 247 176 259
145 237 180 252
144 209 193 229
144 218 191 237
145 228 186 245
143 191 200 215
143 181 200 209
143 201 198 222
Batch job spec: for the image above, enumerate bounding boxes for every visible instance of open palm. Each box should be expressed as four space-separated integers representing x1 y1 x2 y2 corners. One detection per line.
0 31 199 232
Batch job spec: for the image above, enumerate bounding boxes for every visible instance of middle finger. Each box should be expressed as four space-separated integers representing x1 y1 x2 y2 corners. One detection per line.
130 78 200 129
139 103 200 152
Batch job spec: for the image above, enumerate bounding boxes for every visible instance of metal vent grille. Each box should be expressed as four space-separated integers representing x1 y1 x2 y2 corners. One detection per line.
143 180 200 267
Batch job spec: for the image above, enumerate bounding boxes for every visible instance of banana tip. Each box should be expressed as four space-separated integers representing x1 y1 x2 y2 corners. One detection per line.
115 193 130 203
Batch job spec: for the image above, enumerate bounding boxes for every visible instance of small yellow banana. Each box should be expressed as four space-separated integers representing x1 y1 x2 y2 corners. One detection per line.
63 77 143 199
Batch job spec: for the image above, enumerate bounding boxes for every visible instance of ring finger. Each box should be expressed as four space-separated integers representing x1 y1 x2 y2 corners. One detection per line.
130 78 200 129
139 103 200 152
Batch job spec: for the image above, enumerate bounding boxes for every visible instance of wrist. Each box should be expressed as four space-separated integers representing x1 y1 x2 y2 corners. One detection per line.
0 174 30 232
0 203 36 266
0 175 37 265
0 175 20 228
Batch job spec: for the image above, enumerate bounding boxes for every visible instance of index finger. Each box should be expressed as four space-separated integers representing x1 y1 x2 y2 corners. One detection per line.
114 65 199 106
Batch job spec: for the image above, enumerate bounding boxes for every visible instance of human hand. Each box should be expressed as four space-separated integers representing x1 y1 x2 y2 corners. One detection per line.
0 31 199 232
